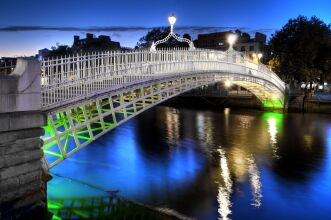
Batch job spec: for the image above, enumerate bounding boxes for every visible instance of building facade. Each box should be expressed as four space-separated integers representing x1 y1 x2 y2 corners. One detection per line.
72 33 121 52
194 30 267 59
38 48 51 59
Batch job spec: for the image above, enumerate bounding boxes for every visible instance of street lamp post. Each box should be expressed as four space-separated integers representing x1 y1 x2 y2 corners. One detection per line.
168 15 176 33
257 53 263 62
252 52 263 63
150 15 195 51
227 33 238 51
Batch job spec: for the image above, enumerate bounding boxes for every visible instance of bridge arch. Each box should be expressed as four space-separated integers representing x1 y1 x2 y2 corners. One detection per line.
39 49 285 167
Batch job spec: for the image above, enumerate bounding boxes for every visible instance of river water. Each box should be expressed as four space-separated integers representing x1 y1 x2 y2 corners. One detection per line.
48 106 331 220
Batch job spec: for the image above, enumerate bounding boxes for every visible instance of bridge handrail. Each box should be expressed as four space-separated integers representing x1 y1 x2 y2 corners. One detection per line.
41 48 285 110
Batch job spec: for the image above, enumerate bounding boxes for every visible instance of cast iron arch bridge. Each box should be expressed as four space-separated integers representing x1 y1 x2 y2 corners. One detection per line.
38 48 285 168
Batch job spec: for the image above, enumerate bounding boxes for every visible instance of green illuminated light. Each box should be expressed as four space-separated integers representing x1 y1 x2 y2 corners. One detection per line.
262 99 284 109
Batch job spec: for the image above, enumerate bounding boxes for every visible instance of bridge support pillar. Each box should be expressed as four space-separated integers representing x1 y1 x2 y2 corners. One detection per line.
0 58 48 219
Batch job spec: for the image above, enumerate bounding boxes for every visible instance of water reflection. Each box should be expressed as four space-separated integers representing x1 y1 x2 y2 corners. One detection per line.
264 112 283 159
303 134 313 150
217 148 233 220
228 147 247 182
216 148 263 220
48 195 173 220
267 118 277 144
48 106 331 220
196 112 215 146
197 113 206 143
246 155 262 208
165 108 180 147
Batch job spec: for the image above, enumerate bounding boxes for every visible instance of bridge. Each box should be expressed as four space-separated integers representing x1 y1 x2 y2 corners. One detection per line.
39 48 285 168
0 15 285 219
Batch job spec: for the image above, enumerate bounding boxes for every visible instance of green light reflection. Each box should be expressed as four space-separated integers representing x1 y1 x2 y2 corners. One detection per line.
263 112 284 159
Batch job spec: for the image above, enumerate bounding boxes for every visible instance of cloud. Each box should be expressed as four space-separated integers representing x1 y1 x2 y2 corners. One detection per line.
0 26 149 32
0 25 275 36
111 33 122 38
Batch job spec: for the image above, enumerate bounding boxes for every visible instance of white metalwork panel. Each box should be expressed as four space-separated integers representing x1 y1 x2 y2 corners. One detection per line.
41 49 285 110
42 74 214 168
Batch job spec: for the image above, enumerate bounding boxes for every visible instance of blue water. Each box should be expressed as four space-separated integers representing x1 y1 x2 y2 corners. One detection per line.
48 106 331 219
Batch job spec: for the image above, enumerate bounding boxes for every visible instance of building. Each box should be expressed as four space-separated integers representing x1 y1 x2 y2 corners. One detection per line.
0 57 16 75
195 30 267 59
0 57 16 67
234 32 266 57
38 48 51 60
72 33 121 52
194 31 232 50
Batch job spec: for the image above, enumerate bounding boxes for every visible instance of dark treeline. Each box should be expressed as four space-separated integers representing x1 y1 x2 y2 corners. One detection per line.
267 15 331 87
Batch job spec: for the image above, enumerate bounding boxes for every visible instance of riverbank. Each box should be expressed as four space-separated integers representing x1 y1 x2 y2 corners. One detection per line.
164 94 331 114
165 95 262 110
287 98 331 113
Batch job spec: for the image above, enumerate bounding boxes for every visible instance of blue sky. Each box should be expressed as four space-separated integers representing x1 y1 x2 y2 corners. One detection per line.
0 0 330 56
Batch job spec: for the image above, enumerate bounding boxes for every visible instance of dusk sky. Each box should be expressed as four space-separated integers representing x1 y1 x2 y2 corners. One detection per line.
0 0 330 57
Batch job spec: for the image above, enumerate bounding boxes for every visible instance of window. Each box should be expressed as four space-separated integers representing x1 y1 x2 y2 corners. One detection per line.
241 46 245 51
249 46 254 51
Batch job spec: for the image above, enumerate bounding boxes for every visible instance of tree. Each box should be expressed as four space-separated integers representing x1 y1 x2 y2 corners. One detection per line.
136 27 192 49
268 16 331 86
268 15 331 111
47 43 73 58
182 33 192 41
78 37 120 52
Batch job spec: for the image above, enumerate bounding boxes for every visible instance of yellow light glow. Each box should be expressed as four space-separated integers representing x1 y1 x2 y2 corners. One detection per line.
224 80 232 87
224 108 230 115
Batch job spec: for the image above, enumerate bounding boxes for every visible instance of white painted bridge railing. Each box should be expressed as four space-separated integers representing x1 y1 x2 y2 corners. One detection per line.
41 48 285 110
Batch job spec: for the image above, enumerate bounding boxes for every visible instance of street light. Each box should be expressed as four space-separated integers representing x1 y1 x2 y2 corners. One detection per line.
252 52 263 63
168 14 176 32
168 15 176 25
150 14 195 51
227 33 237 51
257 53 263 62
224 80 232 88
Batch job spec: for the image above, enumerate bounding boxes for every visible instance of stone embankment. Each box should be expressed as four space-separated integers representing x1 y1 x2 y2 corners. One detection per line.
0 58 48 219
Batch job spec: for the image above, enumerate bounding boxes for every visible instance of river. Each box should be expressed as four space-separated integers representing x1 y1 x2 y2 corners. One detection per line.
47 106 331 220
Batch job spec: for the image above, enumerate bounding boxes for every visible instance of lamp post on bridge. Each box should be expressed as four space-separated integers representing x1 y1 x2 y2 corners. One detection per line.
226 33 238 91
150 14 195 51
168 14 176 33
252 52 263 63
227 33 238 51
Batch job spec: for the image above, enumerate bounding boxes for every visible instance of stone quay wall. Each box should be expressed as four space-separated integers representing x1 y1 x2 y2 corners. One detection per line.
0 58 48 219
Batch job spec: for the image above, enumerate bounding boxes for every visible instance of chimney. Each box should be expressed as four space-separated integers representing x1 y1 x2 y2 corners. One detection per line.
73 35 80 45
86 33 94 40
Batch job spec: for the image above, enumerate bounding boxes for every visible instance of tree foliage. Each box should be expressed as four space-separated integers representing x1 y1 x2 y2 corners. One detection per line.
47 44 73 58
269 16 331 84
136 27 192 49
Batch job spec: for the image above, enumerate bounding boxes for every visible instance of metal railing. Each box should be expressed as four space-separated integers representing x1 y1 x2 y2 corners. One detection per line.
41 48 285 109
